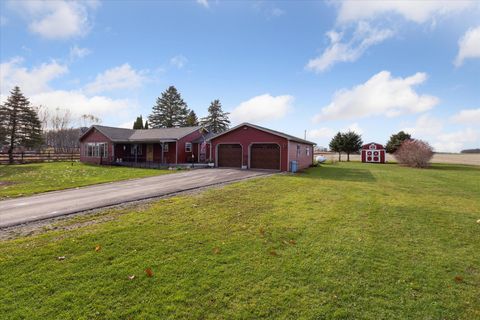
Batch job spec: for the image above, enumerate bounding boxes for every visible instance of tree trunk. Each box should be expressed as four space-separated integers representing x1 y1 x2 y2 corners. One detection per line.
338 152 341 162
347 153 350 162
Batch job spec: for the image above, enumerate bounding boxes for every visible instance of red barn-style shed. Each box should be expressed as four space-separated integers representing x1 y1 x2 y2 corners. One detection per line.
208 123 315 172
361 142 386 163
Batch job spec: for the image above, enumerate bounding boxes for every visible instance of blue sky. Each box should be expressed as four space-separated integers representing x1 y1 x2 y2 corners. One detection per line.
1 0 479 152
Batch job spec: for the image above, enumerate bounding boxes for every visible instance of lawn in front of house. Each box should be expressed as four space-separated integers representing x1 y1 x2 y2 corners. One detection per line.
0 162 479 319
0 162 171 199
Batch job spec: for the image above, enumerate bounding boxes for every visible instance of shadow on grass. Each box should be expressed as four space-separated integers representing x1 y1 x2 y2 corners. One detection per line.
303 165 376 182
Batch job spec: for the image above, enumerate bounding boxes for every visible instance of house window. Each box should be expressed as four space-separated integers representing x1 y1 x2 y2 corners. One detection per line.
86 142 108 158
296 145 301 156
163 143 169 152
130 144 142 156
185 142 192 152
306 147 310 156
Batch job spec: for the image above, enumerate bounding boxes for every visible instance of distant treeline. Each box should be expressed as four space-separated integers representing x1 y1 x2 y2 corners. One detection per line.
461 148 480 154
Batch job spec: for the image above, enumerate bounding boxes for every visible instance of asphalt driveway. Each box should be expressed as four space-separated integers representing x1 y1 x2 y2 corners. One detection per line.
0 169 271 228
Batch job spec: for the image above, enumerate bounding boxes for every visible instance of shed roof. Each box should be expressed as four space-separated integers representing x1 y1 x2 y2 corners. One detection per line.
80 125 203 142
208 122 316 145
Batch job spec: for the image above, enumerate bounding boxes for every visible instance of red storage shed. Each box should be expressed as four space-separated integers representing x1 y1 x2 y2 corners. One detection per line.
361 142 386 163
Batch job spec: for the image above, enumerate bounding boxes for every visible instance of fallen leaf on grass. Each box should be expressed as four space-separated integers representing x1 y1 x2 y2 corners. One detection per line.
269 250 278 256
95 245 101 252
213 247 221 254
128 275 135 280
145 268 154 277
259 227 265 236
454 275 463 283
57 256 65 260
289 239 296 245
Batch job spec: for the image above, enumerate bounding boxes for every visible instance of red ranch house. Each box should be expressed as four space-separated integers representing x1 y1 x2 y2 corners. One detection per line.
79 125 212 166
361 142 386 163
208 123 315 171
79 123 315 171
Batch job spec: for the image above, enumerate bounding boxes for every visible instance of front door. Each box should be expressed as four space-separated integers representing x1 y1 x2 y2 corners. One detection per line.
146 144 153 162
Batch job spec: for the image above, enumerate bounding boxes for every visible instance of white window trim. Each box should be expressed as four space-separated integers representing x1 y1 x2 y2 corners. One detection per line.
185 142 192 152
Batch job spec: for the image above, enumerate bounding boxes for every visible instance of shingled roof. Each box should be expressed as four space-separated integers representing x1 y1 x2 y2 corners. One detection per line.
80 125 203 142
208 122 316 145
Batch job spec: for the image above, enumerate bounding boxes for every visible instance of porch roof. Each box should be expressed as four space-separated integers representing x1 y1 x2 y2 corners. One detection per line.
81 125 203 142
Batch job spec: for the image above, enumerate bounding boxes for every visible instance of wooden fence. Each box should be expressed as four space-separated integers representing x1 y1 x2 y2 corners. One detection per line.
0 151 80 164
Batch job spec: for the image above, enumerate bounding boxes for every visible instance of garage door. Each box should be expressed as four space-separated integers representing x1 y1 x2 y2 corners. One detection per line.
250 144 280 170
217 144 242 167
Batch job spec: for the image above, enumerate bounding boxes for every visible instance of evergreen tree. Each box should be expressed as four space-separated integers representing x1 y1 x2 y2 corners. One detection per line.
133 115 144 129
342 131 363 162
186 110 199 126
144 121 149 129
386 131 411 153
148 86 189 128
200 99 230 133
0 86 43 163
329 132 344 161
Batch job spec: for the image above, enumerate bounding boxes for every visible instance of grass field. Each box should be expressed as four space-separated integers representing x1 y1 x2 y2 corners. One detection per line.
0 162 479 319
0 162 170 199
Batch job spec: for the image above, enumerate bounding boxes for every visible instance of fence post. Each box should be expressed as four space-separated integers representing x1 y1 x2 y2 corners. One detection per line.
21 152 24 164
48 151 51 162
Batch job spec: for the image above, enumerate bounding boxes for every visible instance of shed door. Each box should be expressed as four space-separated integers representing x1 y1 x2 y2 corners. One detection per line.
217 144 242 168
250 144 280 170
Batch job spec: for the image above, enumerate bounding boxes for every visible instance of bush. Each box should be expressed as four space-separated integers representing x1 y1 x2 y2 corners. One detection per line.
394 139 433 168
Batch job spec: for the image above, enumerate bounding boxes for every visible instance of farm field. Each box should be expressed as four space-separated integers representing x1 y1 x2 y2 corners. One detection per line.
0 162 479 319
0 162 171 199
316 152 480 166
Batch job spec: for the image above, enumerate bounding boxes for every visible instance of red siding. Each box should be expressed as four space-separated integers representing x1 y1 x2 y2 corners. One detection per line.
210 125 293 171
177 129 204 163
288 141 314 170
361 143 386 163
79 128 114 164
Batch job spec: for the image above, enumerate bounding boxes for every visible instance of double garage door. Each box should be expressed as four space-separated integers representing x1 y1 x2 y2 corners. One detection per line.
217 144 280 170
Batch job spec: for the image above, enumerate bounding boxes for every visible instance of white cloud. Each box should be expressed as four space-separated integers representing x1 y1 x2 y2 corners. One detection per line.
69 45 91 60
84 64 146 94
0 57 134 120
306 22 394 72
0 57 68 96
271 8 285 17
230 94 293 124
336 0 474 24
196 0 209 8
402 113 443 136
313 71 439 121
433 128 479 153
307 127 336 140
454 26 480 67
9 0 99 39
451 108 480 124
170 55 188 69
342 122 363 134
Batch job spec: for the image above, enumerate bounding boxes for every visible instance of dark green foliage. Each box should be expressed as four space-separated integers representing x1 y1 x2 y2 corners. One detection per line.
186 110 199 127
342 131 363 161
144 121 149 129
329 131 363 161
386 131 411 153
133 115 144 129
329 132 344 161
148 86 189 128
200 99 230 133
0 86 43 163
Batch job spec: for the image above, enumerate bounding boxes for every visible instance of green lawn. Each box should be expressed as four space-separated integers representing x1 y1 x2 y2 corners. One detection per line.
0 162 479 319
0 162 170 199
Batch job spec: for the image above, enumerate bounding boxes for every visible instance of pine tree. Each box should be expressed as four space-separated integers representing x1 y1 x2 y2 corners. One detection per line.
342 131 363 162
144 121 149 129
386 131 411 153
148 86 189 128
200 99 230 133
329 132 344 161
186 110 199 126
0 86 43 163
133 115 144 129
